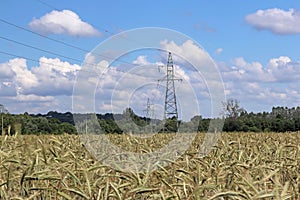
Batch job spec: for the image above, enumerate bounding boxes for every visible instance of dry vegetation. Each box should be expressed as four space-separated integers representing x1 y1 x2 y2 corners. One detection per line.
0 132 299 199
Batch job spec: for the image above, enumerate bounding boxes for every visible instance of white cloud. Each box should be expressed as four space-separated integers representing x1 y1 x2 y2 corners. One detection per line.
220 55 300 113
228 57 274 82
0 59 18 97
268 56 291 67
160 40 212 68
29 10 101 37
133 56 149 65
0 61 15 79
267 56 300 82
0 57 80 113
29 57 81 95
14 94 54 102
222 56 300 83
245 8 300 35
7 58 39 94
215 48 223 54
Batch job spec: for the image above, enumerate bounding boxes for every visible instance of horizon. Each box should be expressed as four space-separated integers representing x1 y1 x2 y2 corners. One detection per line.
8 103 299 120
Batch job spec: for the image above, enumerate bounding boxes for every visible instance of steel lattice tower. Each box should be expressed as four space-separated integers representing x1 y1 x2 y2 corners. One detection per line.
159 52 182 120
144 98 152 119
143 98 155 133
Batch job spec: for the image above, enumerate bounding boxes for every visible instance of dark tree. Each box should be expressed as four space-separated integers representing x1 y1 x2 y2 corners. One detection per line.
222 98 245 119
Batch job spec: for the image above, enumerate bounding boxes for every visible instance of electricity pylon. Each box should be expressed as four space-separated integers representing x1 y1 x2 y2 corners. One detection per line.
143 98 154 133
144 98 153 119
158 52 182 132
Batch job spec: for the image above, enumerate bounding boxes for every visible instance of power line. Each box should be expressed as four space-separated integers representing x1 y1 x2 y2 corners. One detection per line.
35 0 115 36
35 0 150 49
0 18 88 53
0 50 81 72
0 50 146 76
0 35 83 64
0 18 139 67
0 18 174 79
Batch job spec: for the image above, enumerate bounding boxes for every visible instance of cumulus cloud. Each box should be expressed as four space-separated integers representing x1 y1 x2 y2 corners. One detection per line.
133 56 149 65
29 10 101 37
5 58 39 94
245 8 300 35
221 55 300 112
268 56 291 67
29 57 81 96
267 56 300 82
160 40 212 68
0 61 15 79
223 57 274 82
12 58 38 89
222 56 300 83
0 57 80 97
0 59 18 97
0 57 80 113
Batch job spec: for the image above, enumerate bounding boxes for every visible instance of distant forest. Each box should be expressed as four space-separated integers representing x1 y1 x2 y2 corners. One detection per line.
0 105 299 135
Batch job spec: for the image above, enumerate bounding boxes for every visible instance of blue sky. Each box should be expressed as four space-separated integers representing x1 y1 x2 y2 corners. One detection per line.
0 0 300 120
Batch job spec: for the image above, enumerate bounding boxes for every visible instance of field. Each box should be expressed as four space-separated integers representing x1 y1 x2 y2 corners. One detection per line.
0 132 299 199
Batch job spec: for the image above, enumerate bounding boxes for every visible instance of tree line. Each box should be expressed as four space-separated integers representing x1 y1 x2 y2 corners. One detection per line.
222 106 300 132
0 101 299 135
220 99 300 132
0 111 77 135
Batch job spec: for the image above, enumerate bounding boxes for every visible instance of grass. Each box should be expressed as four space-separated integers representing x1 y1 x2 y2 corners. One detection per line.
0 132 299 199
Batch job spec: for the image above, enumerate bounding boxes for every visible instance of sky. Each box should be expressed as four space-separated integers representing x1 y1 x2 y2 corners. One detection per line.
0 0 300 120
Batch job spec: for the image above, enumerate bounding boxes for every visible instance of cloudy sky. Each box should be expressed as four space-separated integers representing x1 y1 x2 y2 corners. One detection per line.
0 0 300 120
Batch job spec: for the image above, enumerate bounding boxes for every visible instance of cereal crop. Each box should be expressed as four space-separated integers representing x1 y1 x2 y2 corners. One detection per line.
0 132 299 199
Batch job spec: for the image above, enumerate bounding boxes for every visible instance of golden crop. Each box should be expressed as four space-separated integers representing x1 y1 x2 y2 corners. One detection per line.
0 132 299 199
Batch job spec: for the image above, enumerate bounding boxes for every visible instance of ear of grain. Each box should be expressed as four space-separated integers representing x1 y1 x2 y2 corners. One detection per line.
0 132 299 199
57 191 72 200
64 188 89 199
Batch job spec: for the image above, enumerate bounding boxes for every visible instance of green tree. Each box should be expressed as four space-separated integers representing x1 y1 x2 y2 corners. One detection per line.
60 122 77 134
160 117 179 133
